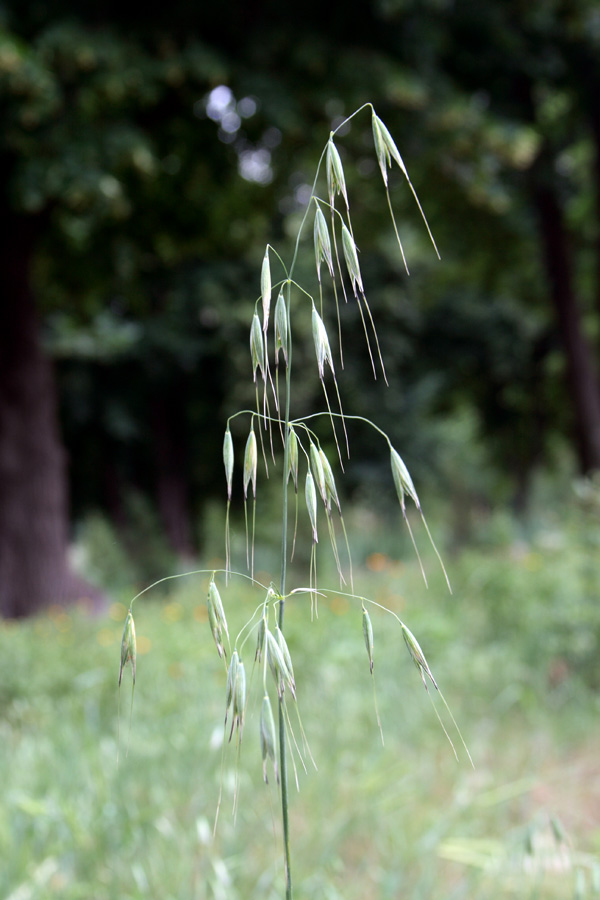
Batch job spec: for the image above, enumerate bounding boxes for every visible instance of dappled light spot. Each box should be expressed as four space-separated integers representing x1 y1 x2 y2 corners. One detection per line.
168 662 184 680
193 605 208 622
136 635 152 655
388 561 406 578
161 602 183 624
522 552 543 572
109 602 127 621
366 551 389 572
386 593 405 612
330 595 349 616
97 627 116 647
48 605 72 632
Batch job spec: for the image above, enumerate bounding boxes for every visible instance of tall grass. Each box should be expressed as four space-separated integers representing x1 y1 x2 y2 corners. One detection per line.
110 103 464 898
1 512 600 898
111 105 600 898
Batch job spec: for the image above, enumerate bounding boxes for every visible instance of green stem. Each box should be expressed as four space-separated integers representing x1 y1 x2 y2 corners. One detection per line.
274 105 373 899
277 276 293 900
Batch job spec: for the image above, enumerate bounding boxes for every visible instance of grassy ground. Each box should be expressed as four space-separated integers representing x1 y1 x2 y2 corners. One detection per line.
2 505 600 899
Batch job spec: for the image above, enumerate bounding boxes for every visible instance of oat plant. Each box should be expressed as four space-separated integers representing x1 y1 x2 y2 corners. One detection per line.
118 103 471 899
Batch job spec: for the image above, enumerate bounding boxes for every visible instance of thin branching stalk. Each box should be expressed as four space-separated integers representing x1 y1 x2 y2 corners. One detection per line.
120 103 465 900
277 274 294 900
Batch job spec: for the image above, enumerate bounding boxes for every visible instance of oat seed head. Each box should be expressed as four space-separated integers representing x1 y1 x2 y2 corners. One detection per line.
305 469 319 544
275 624 295 691
401 622 438 691
309 443 327 508
207 596 225 660
341 224 363 296
287 427 299 492
372 114 391 186
267 629 295 699
243 429 258 499
209 578 229 643
261 249 271 332
274 291 289 366
223 429 234 501
119 610 137 686
233 658 247 736
226 649 240 717
318 448 341 514
311 306 334 380
326 138 348 208
390 447 420 510
260 694 277 783
255 616 266 663
372 113 408 183
250 313 265 383
314 203 334 281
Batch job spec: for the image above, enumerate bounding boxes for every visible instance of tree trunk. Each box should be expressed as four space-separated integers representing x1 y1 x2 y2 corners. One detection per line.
533 181 600 472
0 216 104 617
588 111 600 327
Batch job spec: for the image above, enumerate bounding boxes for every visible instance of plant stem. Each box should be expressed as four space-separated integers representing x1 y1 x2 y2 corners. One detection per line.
274 109 367 894
277 277 294 899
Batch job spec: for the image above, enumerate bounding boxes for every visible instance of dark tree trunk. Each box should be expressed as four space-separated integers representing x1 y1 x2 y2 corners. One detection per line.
588 112 600 327
533 181 600 472
0 216 104 617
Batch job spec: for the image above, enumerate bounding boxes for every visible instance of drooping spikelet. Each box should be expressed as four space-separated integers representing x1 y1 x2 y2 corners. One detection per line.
305 470 318 544
260 694 278 783
244 429 258 500
119 610 137 686
314 203 334 281
223 429 234 501
260 248 271 332
311 306 334 380
274 292 289 366
326 138 348 209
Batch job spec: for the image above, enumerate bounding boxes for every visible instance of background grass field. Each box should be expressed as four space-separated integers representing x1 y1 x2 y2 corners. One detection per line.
2 493 600 899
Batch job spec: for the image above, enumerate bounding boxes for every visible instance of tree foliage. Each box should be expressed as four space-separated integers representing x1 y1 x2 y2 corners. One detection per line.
2 0 600 611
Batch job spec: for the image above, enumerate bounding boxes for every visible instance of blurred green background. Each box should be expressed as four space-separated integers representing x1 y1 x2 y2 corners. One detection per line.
1 0 600 896
3 503 600 898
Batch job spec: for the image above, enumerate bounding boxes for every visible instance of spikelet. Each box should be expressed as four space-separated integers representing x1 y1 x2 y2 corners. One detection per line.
244 429 258 499
311 306 334 380
372 113 408 186
267 629 295 699
255 616 266 662
341 224 363 296
119 610 136 686
309 443 327 508
250 313 265 383
223 429 234 501
208 578 229 643
319 448 341 514
371 110 440 261
390 446 420 510
225 650 240 724
261 248 271 332
401 622 438 691
287 427 298 491
305 470 318 544
326 138 348 209
274 292 288 365
260 694 278 783
314 203 334 281
207 593 225 660
232 658 247 740
275 625 296 696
